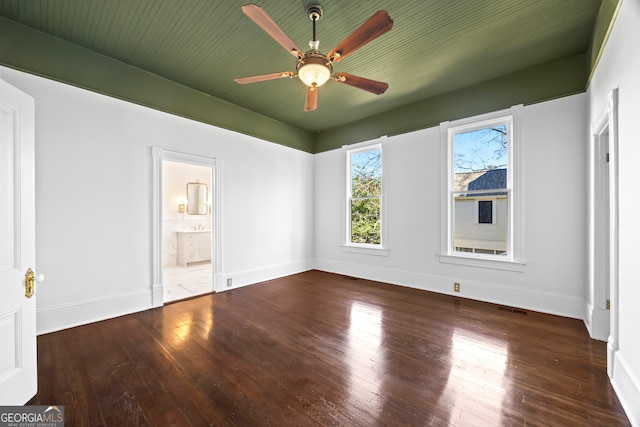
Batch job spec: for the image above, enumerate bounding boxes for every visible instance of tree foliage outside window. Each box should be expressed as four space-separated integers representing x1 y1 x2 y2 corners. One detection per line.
349 147 381 245
454 125 508 173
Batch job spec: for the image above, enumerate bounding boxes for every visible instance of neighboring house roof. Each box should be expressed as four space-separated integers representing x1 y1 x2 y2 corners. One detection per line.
468 169 507 191
453 171 485 192
454 169 507 196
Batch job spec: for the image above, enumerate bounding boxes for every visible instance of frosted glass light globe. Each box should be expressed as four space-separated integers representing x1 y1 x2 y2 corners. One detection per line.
297 55 332 87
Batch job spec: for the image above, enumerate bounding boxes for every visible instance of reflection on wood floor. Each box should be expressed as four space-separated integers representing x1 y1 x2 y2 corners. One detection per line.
29 270 630 426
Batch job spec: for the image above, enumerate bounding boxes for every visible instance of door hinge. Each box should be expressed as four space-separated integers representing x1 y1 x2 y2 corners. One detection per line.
606 152 610 163
606 299 611 310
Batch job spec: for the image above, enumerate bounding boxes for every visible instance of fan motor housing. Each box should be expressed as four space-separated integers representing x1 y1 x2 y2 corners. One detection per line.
297 53 332 74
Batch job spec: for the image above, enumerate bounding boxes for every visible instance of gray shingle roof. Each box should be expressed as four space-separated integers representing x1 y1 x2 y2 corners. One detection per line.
468 169 507 190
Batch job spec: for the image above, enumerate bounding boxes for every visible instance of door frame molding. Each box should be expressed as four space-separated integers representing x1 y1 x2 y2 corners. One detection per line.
588 88 619 376
151 147 223 306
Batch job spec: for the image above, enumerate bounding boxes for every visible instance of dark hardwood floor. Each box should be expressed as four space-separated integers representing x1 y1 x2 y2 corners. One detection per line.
29 270 630 426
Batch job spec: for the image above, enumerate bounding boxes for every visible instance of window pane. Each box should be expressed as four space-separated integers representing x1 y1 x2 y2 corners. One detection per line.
451 123 509 257
478 200 493 224
454 193 508 255
351 198 380 244
453 125 508 189
351 149 381 197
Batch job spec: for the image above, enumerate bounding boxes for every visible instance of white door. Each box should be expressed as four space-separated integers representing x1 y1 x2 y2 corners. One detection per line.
0 78 37 404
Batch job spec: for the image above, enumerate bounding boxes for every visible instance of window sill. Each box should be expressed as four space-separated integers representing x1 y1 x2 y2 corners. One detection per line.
341 245 390 257
438 253 526 272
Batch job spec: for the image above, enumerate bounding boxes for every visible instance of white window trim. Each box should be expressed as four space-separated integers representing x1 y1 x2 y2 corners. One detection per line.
342 137 389 256
438 105 526 272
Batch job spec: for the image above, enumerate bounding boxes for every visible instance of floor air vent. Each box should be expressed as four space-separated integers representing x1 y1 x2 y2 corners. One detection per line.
497 306 528 315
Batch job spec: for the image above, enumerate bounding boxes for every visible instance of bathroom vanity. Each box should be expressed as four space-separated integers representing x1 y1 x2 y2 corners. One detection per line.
176 230 211 267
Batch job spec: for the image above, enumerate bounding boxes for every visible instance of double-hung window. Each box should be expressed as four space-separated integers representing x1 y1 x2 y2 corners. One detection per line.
440 107 524 271
344 143 387 254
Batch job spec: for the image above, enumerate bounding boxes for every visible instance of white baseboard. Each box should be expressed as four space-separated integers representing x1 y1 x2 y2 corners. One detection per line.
36 289 152 335
221 258 314 292
38 258 583 333
314 258 584 318
584 301 610 341
151 282 163 308
611 349 640 426
37 259 314 335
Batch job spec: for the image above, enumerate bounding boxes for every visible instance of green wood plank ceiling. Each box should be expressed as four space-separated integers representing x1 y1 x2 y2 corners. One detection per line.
0 0 618 153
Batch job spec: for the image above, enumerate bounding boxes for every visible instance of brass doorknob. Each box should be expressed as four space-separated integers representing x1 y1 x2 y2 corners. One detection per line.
25 268 34 298
25 268 44 298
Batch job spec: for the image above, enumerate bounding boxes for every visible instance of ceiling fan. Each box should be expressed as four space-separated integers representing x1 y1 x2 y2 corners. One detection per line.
234 3 393 112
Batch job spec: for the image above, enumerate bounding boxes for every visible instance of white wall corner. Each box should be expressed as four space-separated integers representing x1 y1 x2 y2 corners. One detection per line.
221 259 314 292
583 300 593 333
611 350 640 427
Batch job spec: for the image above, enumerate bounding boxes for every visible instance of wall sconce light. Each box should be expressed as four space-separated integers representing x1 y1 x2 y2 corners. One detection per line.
178 203 185 213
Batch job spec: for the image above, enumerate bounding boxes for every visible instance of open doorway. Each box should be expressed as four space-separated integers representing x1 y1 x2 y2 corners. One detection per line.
151 148 222 307
162 161 213 302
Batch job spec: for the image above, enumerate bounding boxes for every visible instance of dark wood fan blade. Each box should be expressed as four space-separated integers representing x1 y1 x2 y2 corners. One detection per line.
304 87 318 112
328 11 393 63
234 72 294 84
334 72 388 95
242 4 303 58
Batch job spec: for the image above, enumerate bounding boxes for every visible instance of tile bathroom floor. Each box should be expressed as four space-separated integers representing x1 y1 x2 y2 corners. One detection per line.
163 262 213 303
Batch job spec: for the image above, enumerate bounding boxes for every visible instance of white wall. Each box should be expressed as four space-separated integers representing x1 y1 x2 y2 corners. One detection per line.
588 0 640 424
0 65 314 334
315 93 588 318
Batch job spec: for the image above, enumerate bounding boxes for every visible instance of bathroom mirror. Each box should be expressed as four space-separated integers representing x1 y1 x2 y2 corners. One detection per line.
186 182 208 215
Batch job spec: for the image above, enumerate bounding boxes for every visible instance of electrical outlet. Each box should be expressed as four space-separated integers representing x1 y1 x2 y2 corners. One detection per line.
454 282 460 292
227 278 233 287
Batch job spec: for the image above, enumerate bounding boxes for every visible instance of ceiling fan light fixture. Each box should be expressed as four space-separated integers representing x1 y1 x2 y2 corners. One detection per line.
237 4 392 110
297 54 332 88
